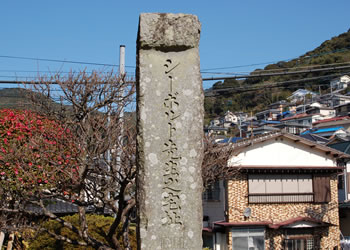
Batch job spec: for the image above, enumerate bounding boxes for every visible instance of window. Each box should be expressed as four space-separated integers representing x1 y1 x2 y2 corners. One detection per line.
313 174 330 203
284 238 315 250
203 181 220 201
248 174 313 203
248 174 331 203
232 228 265 250
284 229 319 250
338 174 344 189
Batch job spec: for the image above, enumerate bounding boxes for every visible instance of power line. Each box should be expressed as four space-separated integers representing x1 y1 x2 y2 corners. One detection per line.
0 55 136 68
201 61 350 76
202 64 350 81
201 60 295 71
0 64 349 84
209 71 350 95
0 80 135 85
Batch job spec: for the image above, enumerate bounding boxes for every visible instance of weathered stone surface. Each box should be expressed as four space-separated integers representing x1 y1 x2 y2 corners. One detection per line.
136 13 203 250
138 13 201 50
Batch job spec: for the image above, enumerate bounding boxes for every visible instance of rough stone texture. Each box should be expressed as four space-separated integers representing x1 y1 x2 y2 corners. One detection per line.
226 173 340 250
138 13 201 51
136 13 203 250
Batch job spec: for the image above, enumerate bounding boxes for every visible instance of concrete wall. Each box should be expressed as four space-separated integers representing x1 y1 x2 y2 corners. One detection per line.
229 138 336 167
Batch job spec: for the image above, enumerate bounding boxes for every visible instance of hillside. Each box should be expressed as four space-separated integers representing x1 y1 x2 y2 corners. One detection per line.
0 88 74 115
0 88 51 110
204 28 350 123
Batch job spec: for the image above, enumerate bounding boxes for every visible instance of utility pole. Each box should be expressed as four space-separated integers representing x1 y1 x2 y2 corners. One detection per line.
119 45 125 127
116 45 125 168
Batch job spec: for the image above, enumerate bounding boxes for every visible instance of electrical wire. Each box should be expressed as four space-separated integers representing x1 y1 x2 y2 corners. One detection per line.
206 71 350 96
201 61 350 76
0 55 136 68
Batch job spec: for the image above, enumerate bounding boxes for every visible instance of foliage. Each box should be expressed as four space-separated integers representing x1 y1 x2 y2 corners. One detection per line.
204 28 350 119
0 109 80 229
28 214 137 250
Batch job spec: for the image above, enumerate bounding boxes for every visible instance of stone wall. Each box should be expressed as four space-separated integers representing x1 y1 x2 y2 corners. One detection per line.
226 173 340 250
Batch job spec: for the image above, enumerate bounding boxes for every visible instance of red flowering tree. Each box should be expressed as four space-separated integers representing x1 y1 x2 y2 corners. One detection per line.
0 109 80 225
0 108 79 188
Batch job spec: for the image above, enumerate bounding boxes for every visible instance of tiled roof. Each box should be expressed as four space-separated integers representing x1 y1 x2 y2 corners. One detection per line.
281 113 313 121
301 126 344 135
230 131 349 159
214 216 332 229
268 216 333 229
299 133 329 144
313 116 350 125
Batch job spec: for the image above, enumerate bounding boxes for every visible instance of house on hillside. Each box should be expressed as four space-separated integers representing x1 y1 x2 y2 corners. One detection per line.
335 103 350 117
281 113 320 128
203 132 349 250
288 89 318 103
318 94 350 108
255 109 281 121
301 127 347 139
313 116 350 132
268 100 290 113
224 111 238 124
330 75 350 91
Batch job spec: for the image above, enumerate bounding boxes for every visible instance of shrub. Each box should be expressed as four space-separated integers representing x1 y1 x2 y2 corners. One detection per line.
0 109 80 199
28 214 137 249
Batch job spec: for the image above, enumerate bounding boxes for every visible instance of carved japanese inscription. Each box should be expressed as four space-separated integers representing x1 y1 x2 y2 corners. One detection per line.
162 59 182 225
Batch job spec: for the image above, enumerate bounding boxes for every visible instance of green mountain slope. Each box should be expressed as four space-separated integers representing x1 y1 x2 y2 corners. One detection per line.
205 28 350 123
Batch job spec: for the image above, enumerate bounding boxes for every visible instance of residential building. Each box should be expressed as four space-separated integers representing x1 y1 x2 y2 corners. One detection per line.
328 141 350 240
205 126 229 136
313 116 350 132
301 127 347 139
335 103 350 117
299 133 330 145
210 117 223 127
245 125 280 138
288 89 318 103
268 100 290 113
273 122 309 135
224 111 238 124
203 132 349 250
318 94 350 108
281 113 320 128
330 75 350 91
255 109 281 121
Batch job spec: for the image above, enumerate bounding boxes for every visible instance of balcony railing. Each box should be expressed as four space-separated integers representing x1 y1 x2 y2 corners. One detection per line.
248 193 314 203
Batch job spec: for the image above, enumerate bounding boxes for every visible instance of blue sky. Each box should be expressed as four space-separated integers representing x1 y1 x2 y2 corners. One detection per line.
0 0 349 89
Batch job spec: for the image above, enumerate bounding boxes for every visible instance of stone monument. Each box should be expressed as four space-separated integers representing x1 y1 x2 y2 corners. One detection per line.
136 13 204 250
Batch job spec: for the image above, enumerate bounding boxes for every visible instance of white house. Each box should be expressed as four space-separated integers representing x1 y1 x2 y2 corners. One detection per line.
224 111 238 124
203 132 349 250
288 89 318 103
330 75 350 91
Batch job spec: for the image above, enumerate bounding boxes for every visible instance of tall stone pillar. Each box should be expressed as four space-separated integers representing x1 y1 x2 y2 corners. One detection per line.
136 13 203 250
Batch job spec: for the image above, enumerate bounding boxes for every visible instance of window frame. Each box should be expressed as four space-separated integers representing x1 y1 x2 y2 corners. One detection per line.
203 181 221 201
231 227 265 250
247 173 332 204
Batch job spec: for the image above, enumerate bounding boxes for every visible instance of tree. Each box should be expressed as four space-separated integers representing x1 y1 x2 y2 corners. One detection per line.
201 136 239 188
0 108 80 229
0 71 237 249
1 72 136 250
